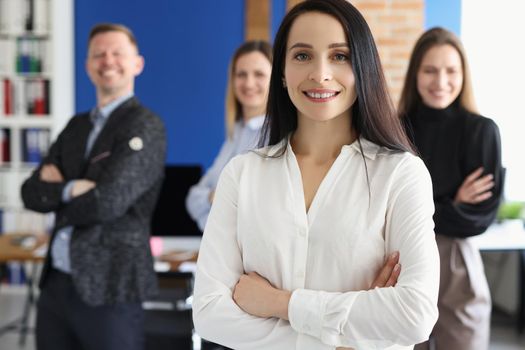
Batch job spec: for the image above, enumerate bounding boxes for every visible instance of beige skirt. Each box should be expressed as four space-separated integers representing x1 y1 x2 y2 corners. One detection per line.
415 234 491 350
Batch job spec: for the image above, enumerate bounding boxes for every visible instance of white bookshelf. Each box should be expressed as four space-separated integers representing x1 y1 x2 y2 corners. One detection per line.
0 0 72 231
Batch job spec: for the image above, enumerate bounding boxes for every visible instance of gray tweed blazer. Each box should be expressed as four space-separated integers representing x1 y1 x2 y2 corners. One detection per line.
21 97 166 306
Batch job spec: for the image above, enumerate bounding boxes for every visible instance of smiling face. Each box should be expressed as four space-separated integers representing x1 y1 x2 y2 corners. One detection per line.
417 44 463 109
284 11 356 124
233 51 272 117
86 31 144 103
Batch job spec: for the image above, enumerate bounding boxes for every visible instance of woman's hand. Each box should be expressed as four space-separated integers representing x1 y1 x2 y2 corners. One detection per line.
234 252 401 320
369 251 401 289
454 167 494 204
233 272 291 320
330 252 400 350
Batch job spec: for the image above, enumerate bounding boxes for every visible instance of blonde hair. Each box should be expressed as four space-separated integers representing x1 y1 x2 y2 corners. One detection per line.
398 27 478 117
224 40 272 138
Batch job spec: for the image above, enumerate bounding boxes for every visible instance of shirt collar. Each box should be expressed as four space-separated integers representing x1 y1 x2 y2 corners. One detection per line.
92 92 134 121
282 135 381 160
264 134 382 161
244 115 265 130
346 137 381 160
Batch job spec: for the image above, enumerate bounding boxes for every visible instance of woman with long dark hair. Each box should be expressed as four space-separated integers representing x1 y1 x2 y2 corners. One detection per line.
193 1 439 348
400 27 504 350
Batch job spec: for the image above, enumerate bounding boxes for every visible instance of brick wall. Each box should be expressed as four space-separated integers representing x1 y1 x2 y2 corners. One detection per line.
352 0 424 103
285 0 424 104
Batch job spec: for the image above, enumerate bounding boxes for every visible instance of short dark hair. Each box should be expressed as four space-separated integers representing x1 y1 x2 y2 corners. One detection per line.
260 0 413 154
398 27 477 117
88 23 139 51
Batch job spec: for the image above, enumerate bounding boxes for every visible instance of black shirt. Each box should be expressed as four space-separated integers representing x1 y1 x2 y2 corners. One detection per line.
404 103 504 238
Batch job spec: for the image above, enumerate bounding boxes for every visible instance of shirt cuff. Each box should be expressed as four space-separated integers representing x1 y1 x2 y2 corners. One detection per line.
288 289 325 338
62 181 75 202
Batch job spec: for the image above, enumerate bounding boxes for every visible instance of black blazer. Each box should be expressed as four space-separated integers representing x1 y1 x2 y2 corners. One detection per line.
22 97 166 306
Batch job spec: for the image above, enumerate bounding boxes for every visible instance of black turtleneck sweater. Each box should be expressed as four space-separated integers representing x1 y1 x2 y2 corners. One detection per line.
404 103 504 238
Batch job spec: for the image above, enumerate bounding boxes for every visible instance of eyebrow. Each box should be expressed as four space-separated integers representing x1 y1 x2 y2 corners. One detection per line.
288 42 348 51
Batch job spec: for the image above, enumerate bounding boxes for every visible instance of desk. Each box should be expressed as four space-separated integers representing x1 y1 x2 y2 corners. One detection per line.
470 220 525 251
0 233 48 262
470 220 525 333
0 232 48 345
153 236 200 273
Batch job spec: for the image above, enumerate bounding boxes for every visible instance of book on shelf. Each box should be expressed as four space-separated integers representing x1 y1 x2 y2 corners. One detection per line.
25 78 50 114
0 128 10 164
0 33 48 75
1 77 50 115
22 127 49 164
16 37 47 74
0 0 49 35
1 78 13 114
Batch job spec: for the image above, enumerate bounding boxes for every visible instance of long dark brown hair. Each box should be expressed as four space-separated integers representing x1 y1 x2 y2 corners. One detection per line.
259 0 413 155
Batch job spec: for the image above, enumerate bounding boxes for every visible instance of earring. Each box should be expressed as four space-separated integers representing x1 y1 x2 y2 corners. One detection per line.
282 78 287 88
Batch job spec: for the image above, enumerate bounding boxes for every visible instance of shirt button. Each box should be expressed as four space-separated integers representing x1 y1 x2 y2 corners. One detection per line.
60 232 68 240
296 270 304 278
299 229 307 238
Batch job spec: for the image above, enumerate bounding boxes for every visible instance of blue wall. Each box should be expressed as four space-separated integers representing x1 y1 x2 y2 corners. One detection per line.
271 0 286 42
75 0 244 167
74 0 461 168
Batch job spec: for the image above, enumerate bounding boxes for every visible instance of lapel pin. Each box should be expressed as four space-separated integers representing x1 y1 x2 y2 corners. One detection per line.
129 137 143 151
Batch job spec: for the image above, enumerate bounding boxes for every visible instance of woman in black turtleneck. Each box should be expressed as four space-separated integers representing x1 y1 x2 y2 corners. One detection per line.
399 27 504 350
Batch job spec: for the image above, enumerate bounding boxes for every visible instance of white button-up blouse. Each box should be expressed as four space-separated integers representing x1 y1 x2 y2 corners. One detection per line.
193 137 440 350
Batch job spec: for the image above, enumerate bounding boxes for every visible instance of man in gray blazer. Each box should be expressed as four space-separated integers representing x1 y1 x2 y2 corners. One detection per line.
21 23 166 350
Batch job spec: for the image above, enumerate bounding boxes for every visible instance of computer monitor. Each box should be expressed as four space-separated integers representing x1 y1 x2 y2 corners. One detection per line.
150 165 203 236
